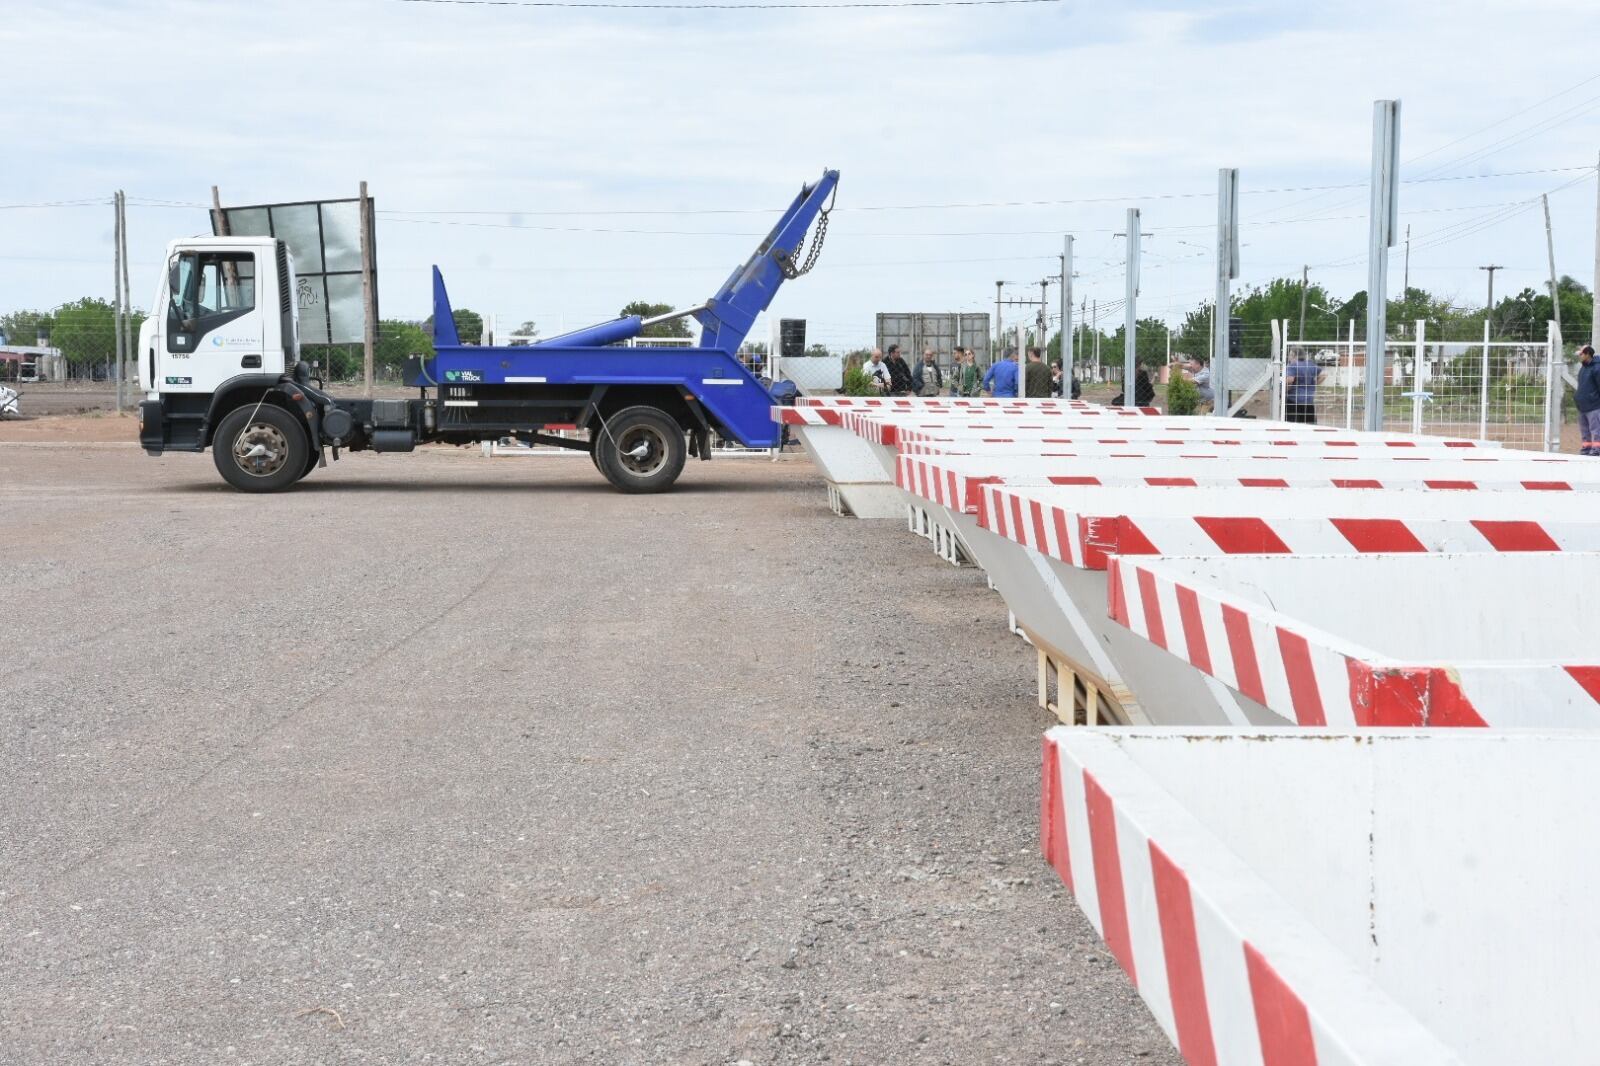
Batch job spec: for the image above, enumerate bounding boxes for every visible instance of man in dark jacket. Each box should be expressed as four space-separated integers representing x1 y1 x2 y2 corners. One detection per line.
1577 344 1600 456
884 344 915 396
1023 347 1051 398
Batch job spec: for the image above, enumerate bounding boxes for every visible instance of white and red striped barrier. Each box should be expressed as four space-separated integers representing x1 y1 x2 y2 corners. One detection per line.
896 453 1600 515
1044 727 1600 1065
979 483 1600 570
1107 553 1600 728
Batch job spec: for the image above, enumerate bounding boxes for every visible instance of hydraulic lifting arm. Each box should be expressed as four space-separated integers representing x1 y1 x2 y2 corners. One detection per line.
430 169 840 353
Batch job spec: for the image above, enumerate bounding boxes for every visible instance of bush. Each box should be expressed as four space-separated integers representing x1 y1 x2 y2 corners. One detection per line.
1165 368 1200 415
841 366 877 396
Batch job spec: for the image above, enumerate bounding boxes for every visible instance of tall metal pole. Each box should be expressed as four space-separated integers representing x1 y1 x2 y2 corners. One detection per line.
1212 169 1240 406
1543 193 1562 344
1297 265 1309 341
359 180 377 396
1123 208 1140 405
1364 100 1401 432
1479 265 1501 337
1092 299 1100 375
994 281 1004 364
1592 149 1599 346
1403 224 1411 293
1038 278 1049 352
113 191 125 412
1061 235 1074 384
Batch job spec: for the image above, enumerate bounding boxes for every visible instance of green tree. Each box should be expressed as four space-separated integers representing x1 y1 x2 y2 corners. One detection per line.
804 343 831 358
0 309 56 347
1492 277 1593 342
422 307 485 345
1108 317 1169 369
621 301 691 339
515 320 539 340
375 320 433 371
1165 367 1200 415
53 298 115 367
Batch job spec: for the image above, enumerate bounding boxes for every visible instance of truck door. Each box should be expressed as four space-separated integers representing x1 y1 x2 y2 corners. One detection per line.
157 250 268 394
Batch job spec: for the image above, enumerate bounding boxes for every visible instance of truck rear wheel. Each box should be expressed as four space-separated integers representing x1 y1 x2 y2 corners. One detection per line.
212 404 311 494
594 406 686 494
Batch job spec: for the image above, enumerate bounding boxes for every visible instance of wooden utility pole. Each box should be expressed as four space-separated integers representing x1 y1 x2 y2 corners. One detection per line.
113 191 125 412
1543 194 1562 344
359 181 377 396
119 190 132 404
210 186 229 236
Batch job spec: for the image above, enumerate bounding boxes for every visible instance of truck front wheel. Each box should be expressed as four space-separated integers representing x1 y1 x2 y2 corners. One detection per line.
212 404 311 493
594 406 687 494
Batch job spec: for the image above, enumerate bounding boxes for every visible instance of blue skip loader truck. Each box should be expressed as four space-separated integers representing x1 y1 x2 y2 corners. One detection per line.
136 170 839 493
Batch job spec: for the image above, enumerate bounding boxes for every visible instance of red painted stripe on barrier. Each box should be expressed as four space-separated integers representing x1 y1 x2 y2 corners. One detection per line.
1241 478 1289 487
1565 666 1600 703
1222 605 1267 705
822 409 842 425
1418 668 1489 727
1471 520 1560 551
1147 477 1198 487
1083 772 1137 986
1040 738 1073 890
965 475 1002 515
1443 440 1476 447
1049 475 1102 485
1150 843 1220 1066
1175 584 1213 675
1052 506 1074 564
1244 943 1318 1066
1276 629 1328 726
1523 480 1572 491
1010 494 1028 546
1195 517 1293 554
1136 567 1168 650
1332 478 1384 489
1330 518 1428 553
946 469 959 509
1354 665 1490 727
1106 558 1131 628
1030 499 1050 554
1425 479 1475 490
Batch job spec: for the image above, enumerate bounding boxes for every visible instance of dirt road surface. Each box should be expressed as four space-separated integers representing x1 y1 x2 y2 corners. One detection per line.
0 428 1177 1066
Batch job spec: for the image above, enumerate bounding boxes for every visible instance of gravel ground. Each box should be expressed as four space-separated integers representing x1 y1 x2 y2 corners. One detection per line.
0 436 1179 1066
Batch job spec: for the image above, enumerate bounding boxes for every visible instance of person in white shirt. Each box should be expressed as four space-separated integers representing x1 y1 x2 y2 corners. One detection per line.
863 348 891 392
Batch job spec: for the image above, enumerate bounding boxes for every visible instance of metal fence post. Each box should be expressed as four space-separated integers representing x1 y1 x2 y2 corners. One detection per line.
1411 320 1426 435
1545 320 1561 452
1344 319 1356 429
1269 318 1283 420
1364 100 1401 431
1479 319 1491 441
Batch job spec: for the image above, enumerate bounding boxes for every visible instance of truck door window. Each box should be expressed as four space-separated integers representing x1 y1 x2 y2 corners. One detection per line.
166 252 257 354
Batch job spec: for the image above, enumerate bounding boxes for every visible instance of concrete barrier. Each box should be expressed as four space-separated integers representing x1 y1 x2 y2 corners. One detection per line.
1043 727 1600 1065
1108 553 1600 728
972 483 1600 725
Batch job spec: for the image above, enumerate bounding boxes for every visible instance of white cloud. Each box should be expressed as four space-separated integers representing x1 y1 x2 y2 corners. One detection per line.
2 0 1596 346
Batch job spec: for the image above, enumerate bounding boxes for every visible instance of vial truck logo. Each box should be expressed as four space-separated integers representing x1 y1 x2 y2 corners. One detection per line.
164 376 192 386
444 370 483 383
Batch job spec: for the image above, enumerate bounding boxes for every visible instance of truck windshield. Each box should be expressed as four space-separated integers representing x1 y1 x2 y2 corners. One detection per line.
170 253 256 323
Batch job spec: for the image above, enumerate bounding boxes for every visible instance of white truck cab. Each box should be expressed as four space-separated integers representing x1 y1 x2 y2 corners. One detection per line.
139 236 298 399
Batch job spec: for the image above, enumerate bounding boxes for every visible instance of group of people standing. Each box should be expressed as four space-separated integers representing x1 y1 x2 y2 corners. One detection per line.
861 345 1075 399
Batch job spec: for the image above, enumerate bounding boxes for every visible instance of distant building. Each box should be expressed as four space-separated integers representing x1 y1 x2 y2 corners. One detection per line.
0 345 66 383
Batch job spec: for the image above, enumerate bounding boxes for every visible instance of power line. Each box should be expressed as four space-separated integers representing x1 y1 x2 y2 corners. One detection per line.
390 0 1064 8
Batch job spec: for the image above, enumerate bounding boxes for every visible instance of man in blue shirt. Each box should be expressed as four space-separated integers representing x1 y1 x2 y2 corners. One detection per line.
982 349 1020 398
1576 344 1600 456
1285 352 1319 424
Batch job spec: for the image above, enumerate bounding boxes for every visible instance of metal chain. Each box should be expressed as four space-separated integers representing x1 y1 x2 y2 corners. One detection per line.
777 209 830 280
776 183 838 279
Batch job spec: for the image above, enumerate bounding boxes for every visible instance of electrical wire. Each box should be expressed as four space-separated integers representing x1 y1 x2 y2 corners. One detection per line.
390 0 1064 8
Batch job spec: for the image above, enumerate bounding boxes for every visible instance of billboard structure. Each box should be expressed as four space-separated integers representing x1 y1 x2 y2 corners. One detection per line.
213 195 377 347
876 313 991 371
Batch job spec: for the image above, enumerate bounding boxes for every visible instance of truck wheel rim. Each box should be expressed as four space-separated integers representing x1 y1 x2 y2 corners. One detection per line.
616 424 667 477
232 422 289 477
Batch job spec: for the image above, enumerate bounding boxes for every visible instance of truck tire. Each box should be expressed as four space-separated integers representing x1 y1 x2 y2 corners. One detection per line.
212 403 311 493
297 449 320 482
594 406 686 494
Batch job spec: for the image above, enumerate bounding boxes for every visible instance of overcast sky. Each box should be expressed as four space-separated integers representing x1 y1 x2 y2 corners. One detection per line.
3 0 1598 349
